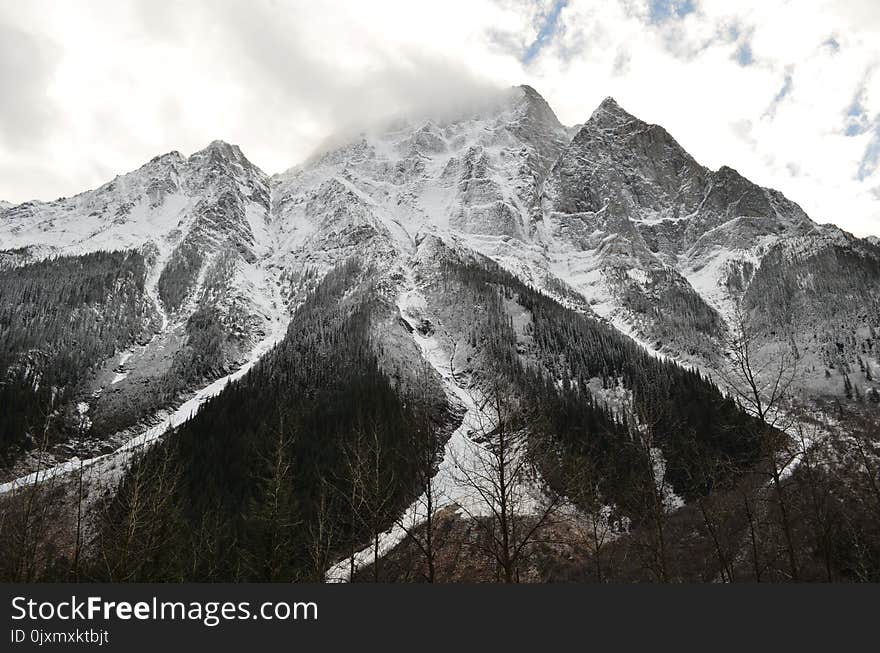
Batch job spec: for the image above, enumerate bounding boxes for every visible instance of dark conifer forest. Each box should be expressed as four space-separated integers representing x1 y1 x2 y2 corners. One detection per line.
0 251 151 464
429 254 762 517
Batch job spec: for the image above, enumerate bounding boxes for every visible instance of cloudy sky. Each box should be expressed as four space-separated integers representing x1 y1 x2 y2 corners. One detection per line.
1 0 879 235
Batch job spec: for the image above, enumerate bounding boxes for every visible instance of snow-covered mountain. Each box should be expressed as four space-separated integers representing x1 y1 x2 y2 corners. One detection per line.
266 85 880 389
0 141 288 470
1 140 280 322
2 84 878 472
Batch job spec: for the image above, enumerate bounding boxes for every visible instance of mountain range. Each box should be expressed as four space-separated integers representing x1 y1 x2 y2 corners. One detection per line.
1 85 878 583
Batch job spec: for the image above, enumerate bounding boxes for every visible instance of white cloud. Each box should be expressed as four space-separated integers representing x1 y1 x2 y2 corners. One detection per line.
0 0 877 235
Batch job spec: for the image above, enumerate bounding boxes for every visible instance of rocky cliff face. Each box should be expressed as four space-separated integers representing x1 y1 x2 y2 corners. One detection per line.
538 95 880 392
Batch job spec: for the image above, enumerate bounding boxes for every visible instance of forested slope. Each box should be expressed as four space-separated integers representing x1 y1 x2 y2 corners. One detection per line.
418 239 762 519
0 251 153 465
94 260 450 581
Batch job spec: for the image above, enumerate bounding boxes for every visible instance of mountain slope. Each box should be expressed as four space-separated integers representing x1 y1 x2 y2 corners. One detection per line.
540 97 880 394
0 142 287 472
90 236 766 581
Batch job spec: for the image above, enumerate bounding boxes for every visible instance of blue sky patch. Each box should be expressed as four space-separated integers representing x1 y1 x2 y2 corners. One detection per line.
849 88 880 180
765 71 793 117
846 90 872 137
734 41 753 66
522 0 569 64
774 72 792 102
858 128 879 181
823 36 840 53
648 0 696 23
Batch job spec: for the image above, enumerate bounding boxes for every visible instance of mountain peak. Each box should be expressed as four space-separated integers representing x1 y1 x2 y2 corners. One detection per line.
195 139 244 159
716 164 742 178
510 84 563 128
588 96 638 126
501 84 568 173
189 139 265 176
515 84 545 102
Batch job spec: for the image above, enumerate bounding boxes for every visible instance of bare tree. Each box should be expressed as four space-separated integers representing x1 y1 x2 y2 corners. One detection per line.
337 426 367 581
692 466 736 583
335 421 397 582
1 407 63 582
246 413 298 581
740 483 764 582
305 478 338 582
362 422 398 582
843 415 880 518
97 436 181 582
391 370 447 583
71 458 85 581
70 405 91 582
681 432 742 583
721 306 800 581
452 379 561 583
627 402 676 582
394 427 442 582
790 411 835 581
188 503 226 581
561 458 614 583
